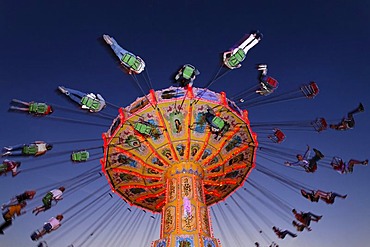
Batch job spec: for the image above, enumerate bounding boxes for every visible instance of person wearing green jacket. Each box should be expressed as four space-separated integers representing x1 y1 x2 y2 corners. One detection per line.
2 141 52 157
58 86 106 113
10 99 53 116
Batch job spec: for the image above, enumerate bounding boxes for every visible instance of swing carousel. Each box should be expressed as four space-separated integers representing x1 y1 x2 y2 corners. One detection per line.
101 86 258 247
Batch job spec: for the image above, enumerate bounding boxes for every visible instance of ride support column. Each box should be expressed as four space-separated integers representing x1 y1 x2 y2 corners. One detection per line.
151 162 221 247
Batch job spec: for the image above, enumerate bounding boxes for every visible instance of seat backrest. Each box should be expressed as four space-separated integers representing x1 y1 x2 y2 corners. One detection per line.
81 151 89 160
212 116 225 129
36 103 47 114
81 96 101 111
267 77 278 87
275 130 285 140
235 49 246 61
228 49 245 67
28 103 38 113
134 122 152 135
182 66 195 79
71 153 78 161
122 53 137 67
309 82 319 96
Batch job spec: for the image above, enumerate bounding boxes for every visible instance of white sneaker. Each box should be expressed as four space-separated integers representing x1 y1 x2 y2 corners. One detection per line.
2 151 11 156
103 34 113 45
58 86 69 95
257 64 267 70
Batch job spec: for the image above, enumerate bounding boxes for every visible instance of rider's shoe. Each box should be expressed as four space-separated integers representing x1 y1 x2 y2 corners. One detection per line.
103 34 113 45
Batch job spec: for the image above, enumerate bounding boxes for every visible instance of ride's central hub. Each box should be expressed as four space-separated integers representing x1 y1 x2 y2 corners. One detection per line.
155 164 221 247
164 162 205 179
101 86 257 246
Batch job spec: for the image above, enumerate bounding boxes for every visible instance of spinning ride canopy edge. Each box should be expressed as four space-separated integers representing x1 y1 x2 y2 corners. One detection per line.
101 86 258 213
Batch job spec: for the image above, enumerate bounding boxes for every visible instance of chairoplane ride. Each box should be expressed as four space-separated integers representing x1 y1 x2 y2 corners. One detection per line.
103 34 145 74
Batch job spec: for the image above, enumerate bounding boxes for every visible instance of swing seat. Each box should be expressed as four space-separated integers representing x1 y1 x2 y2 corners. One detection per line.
301 81 319 98
311 117 327 132
71 150 90 162
268 128 286 143
266 77 278 88
134 122 152 136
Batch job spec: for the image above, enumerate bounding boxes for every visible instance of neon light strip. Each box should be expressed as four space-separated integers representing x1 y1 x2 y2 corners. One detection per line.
155 106 179 162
